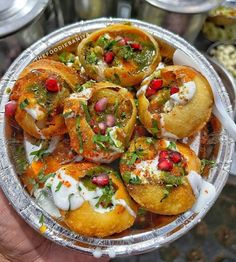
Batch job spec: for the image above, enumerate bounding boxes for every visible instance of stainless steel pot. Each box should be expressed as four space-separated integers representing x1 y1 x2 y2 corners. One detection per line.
0 0 63 77
135 0 224 43
74 0 116 20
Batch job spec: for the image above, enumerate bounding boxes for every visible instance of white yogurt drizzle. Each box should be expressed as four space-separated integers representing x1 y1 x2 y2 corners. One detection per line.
39 168 136 217
69 88 92 100
187 170 216 213
25 104 45 121
163 81 196 113
159 115 179 140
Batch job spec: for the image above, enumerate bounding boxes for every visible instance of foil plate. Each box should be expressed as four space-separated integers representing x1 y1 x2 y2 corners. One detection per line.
0 18 234 257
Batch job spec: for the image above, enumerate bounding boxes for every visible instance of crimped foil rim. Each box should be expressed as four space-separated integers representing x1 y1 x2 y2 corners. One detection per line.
0 18 234 257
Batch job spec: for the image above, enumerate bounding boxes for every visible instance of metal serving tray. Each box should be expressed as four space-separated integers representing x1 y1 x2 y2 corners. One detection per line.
0 18 234 257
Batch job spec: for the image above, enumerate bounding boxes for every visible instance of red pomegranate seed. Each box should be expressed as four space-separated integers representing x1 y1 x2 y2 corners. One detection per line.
106 114 116 127
158 159 173 171
170 152 182 163
92 174 109 186
98 122 107 135
130 42 142 51
104 51 114 64
89 119 95 126
5 101 17 117
94 98 108 112
170 86 179 95
159 150 169 160
150 79 163 90
93 126 100 134
146 86 156 97
119 37 131 45
45 77 60 92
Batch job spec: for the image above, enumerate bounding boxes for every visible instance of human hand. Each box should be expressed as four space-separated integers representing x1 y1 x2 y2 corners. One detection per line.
0 189 109 262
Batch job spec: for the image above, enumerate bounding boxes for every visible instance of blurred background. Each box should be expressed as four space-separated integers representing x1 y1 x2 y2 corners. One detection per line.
0 0 236 261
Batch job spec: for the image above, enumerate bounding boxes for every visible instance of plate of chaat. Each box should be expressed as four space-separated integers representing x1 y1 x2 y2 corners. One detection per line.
0 19 234 257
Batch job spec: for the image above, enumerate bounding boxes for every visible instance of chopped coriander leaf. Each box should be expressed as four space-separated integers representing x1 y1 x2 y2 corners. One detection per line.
95 184 116 209
105 40 118 50
126 148 144 165
150 119 159 136
118 45 133 60
58 52 75 64
30 147 49 161
39 214 44 224
76 117 83 153
27 178 39 195
161 172 184 187
74 84 84 92
161 188 170 202
38 172 55 184
200 159 215 173
81 101 91 122
93 134 108 149
85 166 110 177
123 171 141 184
19 99 29 109
86 51 98 64
96 35 109 47
81 177 97 191
55 181 63 192
121 112 126 119
167 141 177 151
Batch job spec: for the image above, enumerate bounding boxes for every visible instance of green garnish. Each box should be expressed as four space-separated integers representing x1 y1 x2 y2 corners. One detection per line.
27 177 39 195
105 40 118 50
68 193 74 211
55 181 63 192
19 99 29 109
167 141 177 151
86 51 98 64
74 84 84 92
160 172 184 202
200 159 215 173
38 172 55 184
161 172 184 187
62 110 74 118
93 134 109 149
150 119 159 136
58 52 75 64
95 184 116 209
121 112 126 119
81 177 97 191
119 45 133 60
113 73 121 85
126 148 144 165
76 117 83 154
161 188 170 202
81 101 91 122
134 99 138 107
30 147 49 161
123 171 141 184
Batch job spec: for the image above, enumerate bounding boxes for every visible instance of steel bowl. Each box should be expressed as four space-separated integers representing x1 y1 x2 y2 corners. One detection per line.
0 18 234 258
